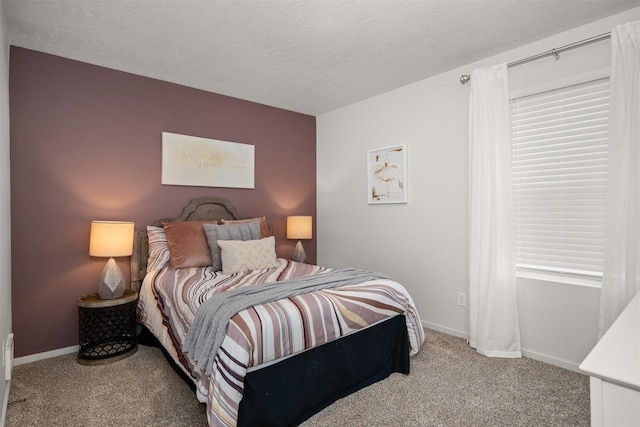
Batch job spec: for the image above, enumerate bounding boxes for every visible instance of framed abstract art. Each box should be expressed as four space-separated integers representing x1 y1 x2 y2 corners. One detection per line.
367 144 408 204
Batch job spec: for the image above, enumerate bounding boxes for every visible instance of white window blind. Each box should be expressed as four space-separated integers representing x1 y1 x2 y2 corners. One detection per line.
510 77 609 278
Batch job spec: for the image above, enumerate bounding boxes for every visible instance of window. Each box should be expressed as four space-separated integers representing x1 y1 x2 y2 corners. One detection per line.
510 77 609 283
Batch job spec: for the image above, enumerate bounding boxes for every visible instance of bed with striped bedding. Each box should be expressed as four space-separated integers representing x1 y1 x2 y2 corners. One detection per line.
138 258 425 427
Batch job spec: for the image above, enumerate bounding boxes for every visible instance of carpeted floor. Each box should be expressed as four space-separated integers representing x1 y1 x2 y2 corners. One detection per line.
6 329 590 426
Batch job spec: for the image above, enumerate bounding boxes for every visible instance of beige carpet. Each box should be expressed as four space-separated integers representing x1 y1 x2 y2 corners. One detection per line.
6 329 590 426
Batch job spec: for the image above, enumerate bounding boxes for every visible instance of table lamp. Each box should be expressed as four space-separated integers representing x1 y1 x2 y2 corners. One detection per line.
287 216 312 263
89 220 135 299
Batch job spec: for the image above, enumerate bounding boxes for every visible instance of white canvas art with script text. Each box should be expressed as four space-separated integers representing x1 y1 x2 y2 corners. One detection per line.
162 132 255 189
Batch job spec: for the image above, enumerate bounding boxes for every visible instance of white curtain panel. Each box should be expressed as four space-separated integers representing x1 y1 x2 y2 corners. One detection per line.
599 21 640 337
468 64 522 358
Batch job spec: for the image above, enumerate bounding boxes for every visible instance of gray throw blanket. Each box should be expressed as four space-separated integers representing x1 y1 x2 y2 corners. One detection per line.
183 267 390 374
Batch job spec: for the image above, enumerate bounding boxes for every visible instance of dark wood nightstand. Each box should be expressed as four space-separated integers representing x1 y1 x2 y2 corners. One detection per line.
77 289 138 365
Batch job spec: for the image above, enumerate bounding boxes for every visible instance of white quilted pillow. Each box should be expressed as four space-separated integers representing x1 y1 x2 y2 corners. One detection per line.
218 236 278 274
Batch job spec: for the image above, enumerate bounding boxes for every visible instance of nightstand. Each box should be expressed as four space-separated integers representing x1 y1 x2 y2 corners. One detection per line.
77 289 138 365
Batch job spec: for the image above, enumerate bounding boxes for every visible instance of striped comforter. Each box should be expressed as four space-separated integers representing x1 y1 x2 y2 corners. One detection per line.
138 259 425 427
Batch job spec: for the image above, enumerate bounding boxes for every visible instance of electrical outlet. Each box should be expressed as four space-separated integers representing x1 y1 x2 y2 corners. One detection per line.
457 292 467 307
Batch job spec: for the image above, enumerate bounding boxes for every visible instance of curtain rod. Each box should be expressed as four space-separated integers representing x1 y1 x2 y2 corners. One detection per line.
459 31 611 84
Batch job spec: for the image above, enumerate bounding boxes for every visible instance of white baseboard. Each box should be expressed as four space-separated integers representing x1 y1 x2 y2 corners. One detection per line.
422 320 469 340
13 345 79 366
10 326 581 377
521 349 581 373
421 320 581 373
1 380 9 427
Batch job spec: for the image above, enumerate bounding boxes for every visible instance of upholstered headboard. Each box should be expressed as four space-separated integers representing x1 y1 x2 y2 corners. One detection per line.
130 196 239 291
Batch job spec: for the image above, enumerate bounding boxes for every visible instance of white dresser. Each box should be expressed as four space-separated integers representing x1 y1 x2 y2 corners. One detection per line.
579 291 640 426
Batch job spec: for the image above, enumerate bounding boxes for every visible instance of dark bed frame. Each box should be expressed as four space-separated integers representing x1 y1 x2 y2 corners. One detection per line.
131 196 410 426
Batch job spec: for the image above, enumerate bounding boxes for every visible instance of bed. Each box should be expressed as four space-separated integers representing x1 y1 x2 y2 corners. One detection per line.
132 196 425 427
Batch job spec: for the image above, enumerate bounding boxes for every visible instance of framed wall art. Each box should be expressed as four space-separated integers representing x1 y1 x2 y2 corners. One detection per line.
367 144 408 204
162 132 255 189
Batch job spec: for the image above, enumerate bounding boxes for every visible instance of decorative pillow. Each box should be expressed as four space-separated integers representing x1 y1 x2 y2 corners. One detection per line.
221 216 272 237
162 221 219 269
146 226 171 272
218 236 278 275
203 222 261 271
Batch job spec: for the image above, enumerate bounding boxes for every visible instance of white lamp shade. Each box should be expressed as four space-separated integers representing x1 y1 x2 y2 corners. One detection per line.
89 221 135 257
287 216 312 240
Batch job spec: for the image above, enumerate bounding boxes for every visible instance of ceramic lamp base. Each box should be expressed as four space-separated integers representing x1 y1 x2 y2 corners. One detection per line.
98 257 125 300
291 240 307 263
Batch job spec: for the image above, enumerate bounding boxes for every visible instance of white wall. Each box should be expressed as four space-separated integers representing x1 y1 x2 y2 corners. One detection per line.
0 0 11 423
317 7 640 372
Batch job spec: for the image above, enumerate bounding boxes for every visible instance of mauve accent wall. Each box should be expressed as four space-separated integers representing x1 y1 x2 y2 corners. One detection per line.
10 47 316 357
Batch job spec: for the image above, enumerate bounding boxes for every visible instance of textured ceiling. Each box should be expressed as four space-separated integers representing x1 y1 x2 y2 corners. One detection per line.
4 0 638 116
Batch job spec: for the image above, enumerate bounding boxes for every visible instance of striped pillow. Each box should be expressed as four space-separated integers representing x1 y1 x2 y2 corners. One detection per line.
146 226 171 272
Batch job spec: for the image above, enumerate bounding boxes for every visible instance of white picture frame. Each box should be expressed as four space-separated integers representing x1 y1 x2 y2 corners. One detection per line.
367 144 408 204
